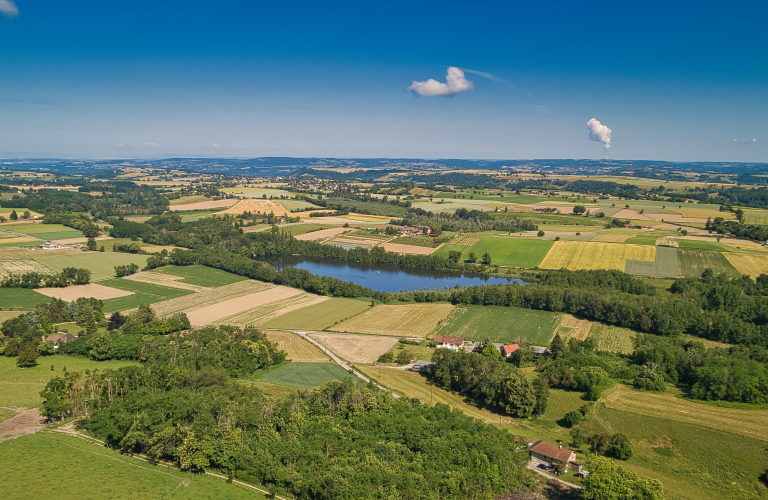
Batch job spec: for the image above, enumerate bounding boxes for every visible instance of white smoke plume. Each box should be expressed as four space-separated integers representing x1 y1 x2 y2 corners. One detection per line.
0 0 19 19
587 118 612 156
408 67 474 97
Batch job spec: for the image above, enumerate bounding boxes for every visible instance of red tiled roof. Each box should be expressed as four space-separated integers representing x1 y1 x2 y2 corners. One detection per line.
434 335 464 345
529 441 574 462
502 344 519 354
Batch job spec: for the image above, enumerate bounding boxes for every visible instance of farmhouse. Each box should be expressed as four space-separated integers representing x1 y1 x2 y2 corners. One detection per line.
528 440 576 466
501 344 519 357
45 333 76 349
434 335 464 350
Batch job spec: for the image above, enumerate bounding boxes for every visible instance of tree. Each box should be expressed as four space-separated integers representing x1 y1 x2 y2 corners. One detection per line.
531 375 549 416
87 237 97 251
9 210 18 221
481 341 501 357
466 252 476 263
500 370 536 418
582 455 664 500
573 205 586 214
17 343 39 367
606 433 633 460
23 210 31 219
569 427 585 447
564 410 584 427
537 230 545 237
395 349 413 365
550 333 565 359
588 432 611 453
107 311 125 331
481 252 492 265
74 268 91 285
448 250 462 263
377 351 394 363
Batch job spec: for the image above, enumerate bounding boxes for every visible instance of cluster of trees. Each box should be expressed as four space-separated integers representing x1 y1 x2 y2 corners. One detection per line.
114 263 139 277
43 212 101 237
428 349 548 418
705 216 768 242
400 210 538 234
0 267 91 288
108 219 154 239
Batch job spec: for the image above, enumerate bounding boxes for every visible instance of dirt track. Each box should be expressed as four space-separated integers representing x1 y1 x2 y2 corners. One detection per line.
0 407 47 442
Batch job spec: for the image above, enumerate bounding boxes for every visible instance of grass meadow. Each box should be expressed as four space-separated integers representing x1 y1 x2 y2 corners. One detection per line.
100 279 193 313
259 362 354 389
624 246 680 278
590 323 635 354
462 237 554 267
0 288 50 310
0 355 138 407
260 297 372 330
158 265 248 288
677 250 739 278
723 252 768 277
431 243 470 259
330 303 455 337
0 433 264 499
675 239 726 251
35 252 149 281
435 305 561 344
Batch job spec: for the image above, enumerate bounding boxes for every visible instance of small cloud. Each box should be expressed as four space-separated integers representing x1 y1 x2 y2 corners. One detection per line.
587 118 612 153
213 143 220 148
731 138 762 144
143 142 160 147
408 67 474 97
231 143 251 148
0 0 19 19
270 145 276 149
115 143 125 147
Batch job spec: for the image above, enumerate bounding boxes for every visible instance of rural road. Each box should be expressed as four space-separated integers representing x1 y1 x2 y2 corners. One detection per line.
527 464 583 490
286 330 400 398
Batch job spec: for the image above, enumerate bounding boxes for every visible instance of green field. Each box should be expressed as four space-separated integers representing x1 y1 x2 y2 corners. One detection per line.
676 239 727 251
158 265 248 287
0 288 49 310
677 250 739 278
591 323 635 354
625 235 659 245
431 243 470 259
740 210 768 226
462 237 554 267
0 433 264 499
0 355 139 407
3 224 83 242
260 297 372 330
100 279 193 313
625 246 680 278
259 362 354 389
435 305 561 343
35 252 149 281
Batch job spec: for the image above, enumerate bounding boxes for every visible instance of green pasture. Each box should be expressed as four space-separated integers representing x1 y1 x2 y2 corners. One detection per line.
435 305 561 344
35 252 149 281
625 246 680 278
0 355 138 407
0 288 49 310
100 279 193 313
740 209 768 226
675 239 726 251
625 235 658 245
431 243 470 259
260 297 371 330
462 237 554 267
677 250 739 278
259 362 354 390
229 187 295 198
3 224 82 241
0 433 264 499
158 265 247 288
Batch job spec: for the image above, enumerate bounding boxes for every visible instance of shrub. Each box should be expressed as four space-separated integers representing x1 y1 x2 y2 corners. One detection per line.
606 433 633 460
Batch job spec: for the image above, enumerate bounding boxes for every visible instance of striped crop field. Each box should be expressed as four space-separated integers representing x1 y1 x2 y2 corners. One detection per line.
555 314 593 341
260 297 372 331
122 270 210 292
677 250 739 278
35 252 149 281
539 241 656 271
329 303 454 337
625 246 680 278
435 305 560 344
591 234 633 243
450 234 482 246
214 292 328 326
723 252 768 278
308 333 398 363
264 331 329 362
463 237 554 267
591 323 635 354
0 259 54 280
259 362 354 390
146 280 273 317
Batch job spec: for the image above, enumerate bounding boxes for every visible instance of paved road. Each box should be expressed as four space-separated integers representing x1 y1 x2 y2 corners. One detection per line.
527 463 582 490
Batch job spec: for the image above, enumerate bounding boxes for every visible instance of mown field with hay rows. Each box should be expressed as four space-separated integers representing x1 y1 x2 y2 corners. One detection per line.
330 303 454 337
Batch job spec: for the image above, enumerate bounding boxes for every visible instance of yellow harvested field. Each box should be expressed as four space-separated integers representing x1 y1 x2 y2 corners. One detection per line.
611 209 652 220
341 213 392 222
644 213 708 223
295 227 351 241
213 292 328 326
148 280 273 318
356 367 500 424
169 195 210 206
35 283 133 301
723 253 768 277
333 237 382 246
539 241 656 271
603 384 768 442
308 333 398 363
675 207 736 220
169 198 237 211
409 187 439 196
380 243 436 255
188 285 303 326
122 270 210 292
265 331 329 362
591 234 633 243
720 241 767 251
0 259 54 280
0 236 39 245
0 247 82 260
555 314 593 341
218 199 288 216
330 303 454 337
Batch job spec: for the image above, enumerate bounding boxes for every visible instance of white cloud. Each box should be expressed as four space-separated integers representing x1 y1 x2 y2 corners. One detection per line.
114 143 125 147
731 138 762 144
143 142 160 147
0 0 19 19
587 118 612 153
213 143 220 148
408 67 474 97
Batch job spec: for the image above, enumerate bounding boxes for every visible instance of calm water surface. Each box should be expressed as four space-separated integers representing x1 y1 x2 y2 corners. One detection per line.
271 256 524 293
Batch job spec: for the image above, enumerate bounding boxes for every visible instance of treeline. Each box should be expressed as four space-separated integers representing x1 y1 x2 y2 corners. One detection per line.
400 209 538 233
1 267 91 288
531 269 657 295
706 216 768 242
43 212 100 237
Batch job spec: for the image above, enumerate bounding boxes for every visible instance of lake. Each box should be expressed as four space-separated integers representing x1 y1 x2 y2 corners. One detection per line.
271 256 524 293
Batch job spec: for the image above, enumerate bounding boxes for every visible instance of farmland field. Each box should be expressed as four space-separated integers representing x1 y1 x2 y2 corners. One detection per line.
435 305 561 344
723 252 768 277
539 241 656 271
330 303 454 337
260 297 372 330
554 314 593 341
740 209 768 226
380 242 435 255
591 323 635 354
100 279 193 313
212 292 327 326
185 284 300 325
0 433 263 500
0 355 138 407
34 283 134 301
144 280 273 318
675 239 725 251
308 333 398 363
624 235 659 245
264 331 328 362
144 265 247 288
431 243 470 259
4 223 83 242
0 259 54 280
591 233 633 243
677 250 739 278
462 237 554 267
625 246 680 278
218 199 289 216
0 288 50 310
35 252 149 281
259 362 354 389
123 270 210 292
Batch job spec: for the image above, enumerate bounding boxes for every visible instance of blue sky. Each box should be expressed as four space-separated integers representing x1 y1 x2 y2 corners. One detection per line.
1 0 766 161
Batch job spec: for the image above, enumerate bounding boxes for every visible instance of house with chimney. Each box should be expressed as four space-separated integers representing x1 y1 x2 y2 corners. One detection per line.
528 440 576 467
433 335 464 350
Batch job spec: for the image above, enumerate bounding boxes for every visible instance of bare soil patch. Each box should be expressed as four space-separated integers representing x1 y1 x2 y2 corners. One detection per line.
381 242 435 255
187 285 303 326
612 209 653 220
295 227 350 241
169 199 238 211
218 199 288 216
0 407 47 443
35 283 133 301
308 333 398 363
